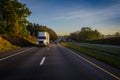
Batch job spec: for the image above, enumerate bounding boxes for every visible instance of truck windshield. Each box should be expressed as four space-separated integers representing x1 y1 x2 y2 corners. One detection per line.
38 37 46 39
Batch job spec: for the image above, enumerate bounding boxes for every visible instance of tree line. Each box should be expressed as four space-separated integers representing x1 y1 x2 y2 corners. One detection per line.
0 0 58 40
69 27 102 41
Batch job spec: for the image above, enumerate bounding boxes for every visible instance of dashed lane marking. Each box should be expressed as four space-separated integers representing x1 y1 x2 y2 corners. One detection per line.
40 57 46 65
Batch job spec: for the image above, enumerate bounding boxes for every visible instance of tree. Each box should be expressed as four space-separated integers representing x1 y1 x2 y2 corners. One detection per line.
0 0 31 36
81 27 91 32
69 31 79 41
26 23 35 36
114 32 120 37
69 27 101 41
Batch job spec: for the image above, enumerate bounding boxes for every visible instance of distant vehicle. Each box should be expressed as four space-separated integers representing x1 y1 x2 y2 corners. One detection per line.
37 32 50 46
54 41 58 44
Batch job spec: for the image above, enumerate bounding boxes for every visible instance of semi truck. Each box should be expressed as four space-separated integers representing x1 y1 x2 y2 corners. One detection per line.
37 32 50 46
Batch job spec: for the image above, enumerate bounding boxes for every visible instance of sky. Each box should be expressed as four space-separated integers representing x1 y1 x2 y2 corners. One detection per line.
19 0 120 36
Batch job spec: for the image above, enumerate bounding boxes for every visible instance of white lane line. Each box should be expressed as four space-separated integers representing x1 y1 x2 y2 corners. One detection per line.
0 47 34 61
47 47 49 51
60 45 120 80
40 57 46 65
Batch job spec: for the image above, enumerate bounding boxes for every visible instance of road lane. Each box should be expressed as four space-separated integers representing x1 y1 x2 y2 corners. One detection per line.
0 47 35 61
43 44 120 80
0 47 47 80
0 44 120 80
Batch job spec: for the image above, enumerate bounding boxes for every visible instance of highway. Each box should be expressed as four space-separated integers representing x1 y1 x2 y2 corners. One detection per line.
0 44 120 80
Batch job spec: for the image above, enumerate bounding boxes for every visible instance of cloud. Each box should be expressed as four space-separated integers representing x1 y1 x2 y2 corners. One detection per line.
53 3 120 24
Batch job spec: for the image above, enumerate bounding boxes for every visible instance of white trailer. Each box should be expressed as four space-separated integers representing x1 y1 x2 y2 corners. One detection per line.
37 32 50 46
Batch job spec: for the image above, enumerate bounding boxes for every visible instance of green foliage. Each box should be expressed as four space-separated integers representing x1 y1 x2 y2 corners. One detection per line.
26 23 58 40
20 25 30 37
0 0 31 36
70 27 101 41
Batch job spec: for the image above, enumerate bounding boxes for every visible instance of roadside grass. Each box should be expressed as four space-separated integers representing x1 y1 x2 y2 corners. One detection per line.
60 42 120 69
23 36 37 45
0 36 18 52
1 34 37 47
67 42 120 56
87 37 120 45
0 34 37 52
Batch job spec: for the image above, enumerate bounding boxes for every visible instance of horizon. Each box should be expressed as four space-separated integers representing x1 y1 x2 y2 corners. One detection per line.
19 0 120 36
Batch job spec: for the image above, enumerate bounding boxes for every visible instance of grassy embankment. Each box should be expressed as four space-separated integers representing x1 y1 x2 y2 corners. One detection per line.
86 37 120 46
0 34 37 52
68 42 120 56
60 42 120 68
0 36 17 52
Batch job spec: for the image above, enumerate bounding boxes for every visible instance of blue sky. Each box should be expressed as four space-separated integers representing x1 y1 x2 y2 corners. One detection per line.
19 0 120 35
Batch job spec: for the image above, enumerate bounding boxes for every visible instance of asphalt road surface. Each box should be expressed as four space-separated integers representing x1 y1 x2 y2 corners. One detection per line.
0 44 120 80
